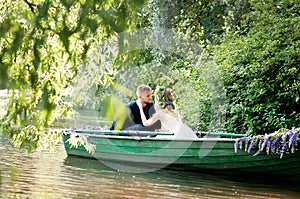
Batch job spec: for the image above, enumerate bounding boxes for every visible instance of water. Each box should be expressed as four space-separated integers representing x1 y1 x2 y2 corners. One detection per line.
1 110 300 198
1 132 300 199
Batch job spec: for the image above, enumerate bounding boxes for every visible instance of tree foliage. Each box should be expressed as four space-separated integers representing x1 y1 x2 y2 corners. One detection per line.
214 0 300 134
0 0 299 151
0 0 146 150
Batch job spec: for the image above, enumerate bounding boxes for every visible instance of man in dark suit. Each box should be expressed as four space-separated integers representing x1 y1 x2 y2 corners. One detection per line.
109 85 161 131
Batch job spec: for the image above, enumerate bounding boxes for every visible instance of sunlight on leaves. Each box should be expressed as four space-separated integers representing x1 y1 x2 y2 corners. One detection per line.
67 133 96 154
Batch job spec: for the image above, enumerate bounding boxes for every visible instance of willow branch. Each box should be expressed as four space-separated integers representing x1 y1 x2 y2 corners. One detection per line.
23 0 36 13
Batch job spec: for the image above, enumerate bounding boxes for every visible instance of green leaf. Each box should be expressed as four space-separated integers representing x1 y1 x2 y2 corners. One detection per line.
87 18 98 32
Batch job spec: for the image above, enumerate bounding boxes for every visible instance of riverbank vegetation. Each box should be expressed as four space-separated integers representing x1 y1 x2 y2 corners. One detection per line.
0 0 299 150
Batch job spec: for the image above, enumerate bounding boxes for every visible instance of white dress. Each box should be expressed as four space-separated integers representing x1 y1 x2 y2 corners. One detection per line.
152 104 197 139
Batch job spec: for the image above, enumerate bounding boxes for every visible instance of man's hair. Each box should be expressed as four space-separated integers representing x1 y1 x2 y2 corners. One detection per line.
136 85 151 96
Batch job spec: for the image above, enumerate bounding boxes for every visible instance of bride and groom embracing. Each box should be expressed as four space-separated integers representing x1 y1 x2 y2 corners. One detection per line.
109 85 197 139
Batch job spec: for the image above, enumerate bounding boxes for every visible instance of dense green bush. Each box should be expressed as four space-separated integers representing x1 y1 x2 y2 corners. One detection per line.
214 0 300 134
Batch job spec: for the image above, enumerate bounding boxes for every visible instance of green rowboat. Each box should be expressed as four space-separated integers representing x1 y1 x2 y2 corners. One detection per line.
62 129 300 176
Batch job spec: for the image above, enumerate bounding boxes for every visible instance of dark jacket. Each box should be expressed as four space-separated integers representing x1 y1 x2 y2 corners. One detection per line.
109 101 160 131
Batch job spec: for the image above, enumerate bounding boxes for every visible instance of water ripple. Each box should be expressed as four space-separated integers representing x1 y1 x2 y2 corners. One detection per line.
1 133 300 199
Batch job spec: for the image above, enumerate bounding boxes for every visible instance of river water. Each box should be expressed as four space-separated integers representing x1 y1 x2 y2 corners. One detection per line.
1 110 300 198
1 134 300 199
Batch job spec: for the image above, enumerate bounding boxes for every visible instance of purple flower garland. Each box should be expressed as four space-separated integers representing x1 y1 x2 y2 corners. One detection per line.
234 128 300 158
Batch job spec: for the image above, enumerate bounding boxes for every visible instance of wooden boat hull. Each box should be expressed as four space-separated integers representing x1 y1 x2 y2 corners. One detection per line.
62 130 300 176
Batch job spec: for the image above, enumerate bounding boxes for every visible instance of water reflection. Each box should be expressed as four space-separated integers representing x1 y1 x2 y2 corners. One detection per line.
64 157 300 199
1 133 300 199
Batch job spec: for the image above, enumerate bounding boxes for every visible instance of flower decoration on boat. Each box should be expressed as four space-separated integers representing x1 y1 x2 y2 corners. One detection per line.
234 128 300 158
67 132 96 154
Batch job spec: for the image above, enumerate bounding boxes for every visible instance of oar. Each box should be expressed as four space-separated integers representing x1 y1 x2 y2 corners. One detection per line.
64 129 247 138
197 131 248 138
64 129 174 137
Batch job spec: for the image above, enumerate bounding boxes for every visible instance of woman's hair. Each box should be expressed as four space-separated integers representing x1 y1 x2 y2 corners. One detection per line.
155 87 175 110
163 88 172 101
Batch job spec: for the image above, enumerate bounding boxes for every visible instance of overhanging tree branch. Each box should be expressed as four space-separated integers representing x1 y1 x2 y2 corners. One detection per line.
23 0 36 13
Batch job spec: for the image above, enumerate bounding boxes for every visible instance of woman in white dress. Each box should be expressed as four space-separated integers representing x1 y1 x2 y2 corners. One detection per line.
137 87 197 139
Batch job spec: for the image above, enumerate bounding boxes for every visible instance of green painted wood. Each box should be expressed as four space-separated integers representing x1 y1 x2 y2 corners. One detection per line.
62 130 300 176
67 129 247 138
199 131 248 137
72 129 174 136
